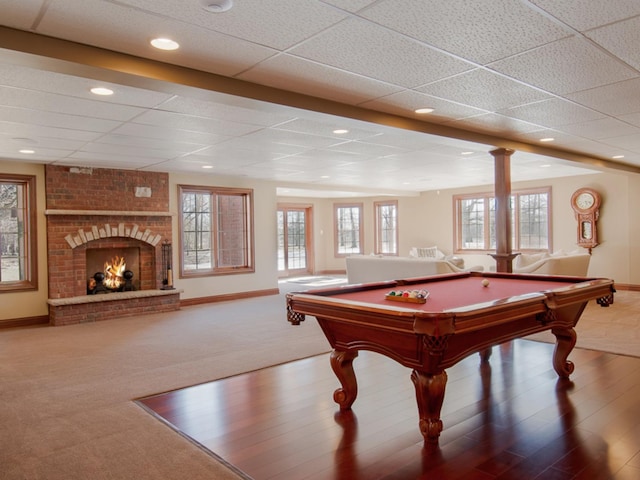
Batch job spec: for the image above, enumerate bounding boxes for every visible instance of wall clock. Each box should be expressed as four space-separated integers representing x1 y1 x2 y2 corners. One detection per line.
570 188 601 252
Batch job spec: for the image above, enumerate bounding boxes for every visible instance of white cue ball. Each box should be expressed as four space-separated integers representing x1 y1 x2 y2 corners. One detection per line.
481 279 490 287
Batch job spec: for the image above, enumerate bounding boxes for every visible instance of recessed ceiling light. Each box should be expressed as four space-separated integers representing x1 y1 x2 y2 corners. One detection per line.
201 0 233 13
202 165 213 169
461 151 474 155
415 108 435 114
612 155 625 159
320 175 330 179
150 37 180 51
333 129 349 134
90 87 114 96
19 149 35 154
540 164 551 168
540 137 554 142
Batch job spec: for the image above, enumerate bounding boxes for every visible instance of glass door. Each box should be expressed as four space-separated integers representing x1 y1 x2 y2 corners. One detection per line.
277 205 312 277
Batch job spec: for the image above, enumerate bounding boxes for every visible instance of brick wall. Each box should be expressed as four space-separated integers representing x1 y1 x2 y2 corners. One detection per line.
46 165 169 211
45 166 176 324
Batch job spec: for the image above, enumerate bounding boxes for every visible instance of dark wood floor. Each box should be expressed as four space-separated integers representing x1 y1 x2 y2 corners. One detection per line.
138 340 640 480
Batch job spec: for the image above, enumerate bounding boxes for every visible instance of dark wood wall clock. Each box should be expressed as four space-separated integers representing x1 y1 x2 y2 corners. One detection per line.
570 188 602 253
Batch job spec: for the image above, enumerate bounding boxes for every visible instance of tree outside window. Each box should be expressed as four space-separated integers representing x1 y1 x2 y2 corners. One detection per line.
179 185 254 276
455 187 551 252
335 203 363 256
0 174 37 291
374 200 398 255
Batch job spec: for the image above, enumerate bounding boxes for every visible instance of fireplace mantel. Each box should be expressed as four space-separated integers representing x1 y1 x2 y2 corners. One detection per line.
45 209 174 216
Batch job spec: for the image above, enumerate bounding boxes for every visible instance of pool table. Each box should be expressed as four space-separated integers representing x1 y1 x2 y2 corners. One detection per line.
286 271 615 444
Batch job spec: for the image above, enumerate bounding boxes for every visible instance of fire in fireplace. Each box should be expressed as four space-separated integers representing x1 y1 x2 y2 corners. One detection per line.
86 247 140 294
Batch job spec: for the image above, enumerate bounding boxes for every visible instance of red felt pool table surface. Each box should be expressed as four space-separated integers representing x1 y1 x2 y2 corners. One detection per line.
327 275 577 312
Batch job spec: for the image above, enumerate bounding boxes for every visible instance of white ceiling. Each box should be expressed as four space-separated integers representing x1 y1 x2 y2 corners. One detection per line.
2 0 640 197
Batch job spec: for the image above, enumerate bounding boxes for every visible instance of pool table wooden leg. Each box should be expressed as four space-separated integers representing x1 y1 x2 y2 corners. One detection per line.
330 349 359 409
551 326 576 378
411 369 448 444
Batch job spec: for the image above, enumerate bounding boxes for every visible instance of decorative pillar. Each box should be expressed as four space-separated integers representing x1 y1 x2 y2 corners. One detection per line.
488 148 518 272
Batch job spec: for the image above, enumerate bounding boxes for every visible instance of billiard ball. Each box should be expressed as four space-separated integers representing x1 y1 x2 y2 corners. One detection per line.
481 279 490 287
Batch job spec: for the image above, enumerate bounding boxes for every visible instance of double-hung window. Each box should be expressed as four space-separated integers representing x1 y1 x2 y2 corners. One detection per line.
0 174 37 291
374 200 398 255
454 187 551 252
179 185 254 276
334 203 363 256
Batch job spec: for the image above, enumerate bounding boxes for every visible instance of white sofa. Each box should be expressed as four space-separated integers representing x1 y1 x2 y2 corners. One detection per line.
346 255 476 284
512 251 591 276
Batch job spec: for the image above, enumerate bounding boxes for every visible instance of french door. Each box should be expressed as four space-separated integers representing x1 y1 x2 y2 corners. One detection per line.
277 204 313 277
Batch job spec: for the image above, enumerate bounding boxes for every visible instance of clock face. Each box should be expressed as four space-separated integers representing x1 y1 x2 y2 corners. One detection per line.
576 192 595 210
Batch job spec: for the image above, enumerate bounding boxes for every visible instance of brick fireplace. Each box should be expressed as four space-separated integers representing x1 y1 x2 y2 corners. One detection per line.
45 166 180 326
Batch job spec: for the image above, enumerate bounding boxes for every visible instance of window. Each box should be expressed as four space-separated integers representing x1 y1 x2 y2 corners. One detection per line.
335 203 363 256
374 200 398 255
0 174 37 292
454 187 551 252
179 185 254 276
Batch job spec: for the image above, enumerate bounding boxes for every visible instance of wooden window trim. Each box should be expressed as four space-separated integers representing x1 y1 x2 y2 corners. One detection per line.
334 202 364 258
374 200 398 256
178 185 254 278
0 174 38 292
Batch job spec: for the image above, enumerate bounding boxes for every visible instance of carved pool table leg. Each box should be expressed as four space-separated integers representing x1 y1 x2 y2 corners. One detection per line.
330 349 359 409
411 369 448 444
551 326 576 378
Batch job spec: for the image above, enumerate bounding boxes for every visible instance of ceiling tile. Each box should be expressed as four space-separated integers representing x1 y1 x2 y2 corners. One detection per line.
0 86 146 121
38 0 278 77
273 118 380 141
530 0 640 31
565 78 640 116
489 36 639 95
289 17 473 88
445 113 545 136
498 98 606 127
586 16 640 71
361 90 487 122
417 69 553 111
554 117 640 140
360 0 571 64
131 110 262 137
599 133 640 152
238 53 403 106
0 64 176 107
0 0 43 30
115 0 348 50
157 95 296 127
0 105 122 132
109 123 229 145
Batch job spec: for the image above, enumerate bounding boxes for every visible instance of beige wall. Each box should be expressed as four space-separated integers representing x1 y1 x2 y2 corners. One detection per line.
168 173 279 300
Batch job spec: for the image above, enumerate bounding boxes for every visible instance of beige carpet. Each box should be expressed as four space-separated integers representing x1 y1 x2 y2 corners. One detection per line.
525 289 640 358
0 291 330 480
1 285 636 479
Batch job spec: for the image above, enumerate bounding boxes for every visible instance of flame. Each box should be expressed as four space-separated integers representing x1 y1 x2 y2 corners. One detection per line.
104 255 126 289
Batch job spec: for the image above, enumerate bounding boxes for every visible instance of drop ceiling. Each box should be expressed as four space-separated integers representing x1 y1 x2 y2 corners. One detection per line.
2 0 640 197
